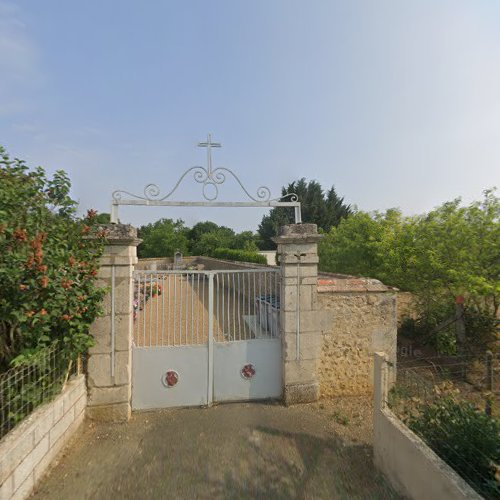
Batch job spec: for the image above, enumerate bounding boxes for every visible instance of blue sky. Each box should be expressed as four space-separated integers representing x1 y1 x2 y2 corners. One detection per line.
1 1 499 231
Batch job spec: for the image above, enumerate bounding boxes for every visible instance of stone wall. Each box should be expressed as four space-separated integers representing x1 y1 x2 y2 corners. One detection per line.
136 256 271 272
193 256 271 271
0 375 86 500
318 276 397 397
135 256 198 270
258 251 277 266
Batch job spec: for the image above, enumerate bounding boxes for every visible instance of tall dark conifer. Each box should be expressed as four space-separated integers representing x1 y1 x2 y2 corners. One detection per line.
257 178 352 249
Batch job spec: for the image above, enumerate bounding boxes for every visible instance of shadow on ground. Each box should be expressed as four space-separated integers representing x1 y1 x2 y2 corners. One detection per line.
32 401 399 500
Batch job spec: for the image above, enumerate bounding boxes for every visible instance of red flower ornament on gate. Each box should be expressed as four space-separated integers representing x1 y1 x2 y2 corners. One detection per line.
241 364 256 379
164 370 179 388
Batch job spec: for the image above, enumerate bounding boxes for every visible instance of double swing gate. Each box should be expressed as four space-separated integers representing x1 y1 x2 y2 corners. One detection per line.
131 269 282 409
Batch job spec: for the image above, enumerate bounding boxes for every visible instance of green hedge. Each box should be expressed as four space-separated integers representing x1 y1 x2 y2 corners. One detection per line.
212 248 267 265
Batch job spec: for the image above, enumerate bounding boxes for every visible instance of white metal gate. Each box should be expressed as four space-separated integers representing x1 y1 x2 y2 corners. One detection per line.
131 269 282 410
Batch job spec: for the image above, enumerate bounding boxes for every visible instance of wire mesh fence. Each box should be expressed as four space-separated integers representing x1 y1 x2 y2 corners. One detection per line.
0 343 77 440
387 361 500 499
398 351 499 385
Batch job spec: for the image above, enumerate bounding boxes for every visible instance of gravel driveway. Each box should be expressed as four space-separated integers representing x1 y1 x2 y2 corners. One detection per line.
31 398 399 500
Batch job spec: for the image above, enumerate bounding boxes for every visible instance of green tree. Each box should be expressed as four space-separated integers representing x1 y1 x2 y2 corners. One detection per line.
191 226 235 256
137 219 189 258
320 192 499 308
319 210 388 279
95 212 111 224
139 219 260 258
233 231 259 252
0 147 106 369
319 190 500 349
257 178 352 249
188 221 220 251
325 186 353 228
257 209 292 250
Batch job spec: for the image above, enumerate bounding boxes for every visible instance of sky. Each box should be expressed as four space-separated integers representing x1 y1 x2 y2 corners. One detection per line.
1 0 499 231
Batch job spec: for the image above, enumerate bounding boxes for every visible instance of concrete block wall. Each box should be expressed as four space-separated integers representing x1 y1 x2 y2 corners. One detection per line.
0 375 86 500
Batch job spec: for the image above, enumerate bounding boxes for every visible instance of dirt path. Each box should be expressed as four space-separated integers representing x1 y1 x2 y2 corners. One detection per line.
31 398 399 500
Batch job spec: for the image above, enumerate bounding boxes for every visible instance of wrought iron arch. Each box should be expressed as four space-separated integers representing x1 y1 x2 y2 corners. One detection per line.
110 134 302 223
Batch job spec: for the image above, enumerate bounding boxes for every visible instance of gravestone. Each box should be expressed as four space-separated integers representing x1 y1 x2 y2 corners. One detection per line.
174 251 183 265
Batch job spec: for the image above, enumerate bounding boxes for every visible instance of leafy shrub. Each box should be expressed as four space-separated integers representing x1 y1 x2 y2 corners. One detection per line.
212 248 267 265
0 147 106 370
409 397 500 498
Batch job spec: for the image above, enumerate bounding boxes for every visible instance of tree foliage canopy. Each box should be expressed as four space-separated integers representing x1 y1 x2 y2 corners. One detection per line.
137 220 259 258
137 219 190 259
257 178 352 249
319 189 500 326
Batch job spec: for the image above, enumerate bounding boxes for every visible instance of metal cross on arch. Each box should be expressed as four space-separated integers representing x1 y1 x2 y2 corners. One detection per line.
110 134 302 223
197 133 221 175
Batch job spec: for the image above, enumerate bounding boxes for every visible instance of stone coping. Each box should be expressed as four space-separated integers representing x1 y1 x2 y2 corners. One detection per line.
96 224 141 246
317 272 397 293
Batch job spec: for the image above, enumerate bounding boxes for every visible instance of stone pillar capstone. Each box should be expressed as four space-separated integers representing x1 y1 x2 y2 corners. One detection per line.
87 224 140 422
273 224 323 405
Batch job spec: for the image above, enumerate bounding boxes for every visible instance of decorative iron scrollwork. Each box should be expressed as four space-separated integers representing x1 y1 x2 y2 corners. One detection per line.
112 165 297 204
112 133 297 203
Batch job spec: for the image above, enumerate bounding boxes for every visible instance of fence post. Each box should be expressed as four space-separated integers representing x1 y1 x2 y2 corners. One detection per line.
485 350 493 416
87 224 140 422
373 351 390 473
273 224 323 404
455 296 466 356
486 350 493 390
374 352 389 412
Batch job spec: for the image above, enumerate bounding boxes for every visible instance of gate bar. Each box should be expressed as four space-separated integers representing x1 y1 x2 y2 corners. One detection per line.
207 273 214 405
111 265 115 376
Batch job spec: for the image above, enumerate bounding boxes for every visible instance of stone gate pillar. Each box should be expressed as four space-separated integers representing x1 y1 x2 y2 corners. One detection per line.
87 224 140 422
273 224 323 405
